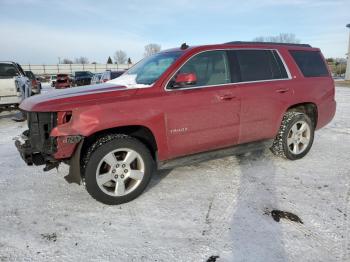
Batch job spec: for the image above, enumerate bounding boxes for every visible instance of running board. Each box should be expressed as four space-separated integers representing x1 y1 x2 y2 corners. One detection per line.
158 139 273 170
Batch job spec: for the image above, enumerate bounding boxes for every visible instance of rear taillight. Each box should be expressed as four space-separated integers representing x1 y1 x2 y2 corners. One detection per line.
57 111 72 125
32 79 37 88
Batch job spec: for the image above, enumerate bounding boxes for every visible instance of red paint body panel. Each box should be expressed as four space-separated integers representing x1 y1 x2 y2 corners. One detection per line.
20 43 336 162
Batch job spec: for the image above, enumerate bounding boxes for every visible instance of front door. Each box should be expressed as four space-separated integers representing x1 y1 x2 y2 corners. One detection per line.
163 50 241 158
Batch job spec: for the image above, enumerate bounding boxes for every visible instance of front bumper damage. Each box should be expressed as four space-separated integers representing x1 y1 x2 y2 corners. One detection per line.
14 112 58 169
14 130 58 170
14 111 84 183
15 130 84 184
15 131 34 165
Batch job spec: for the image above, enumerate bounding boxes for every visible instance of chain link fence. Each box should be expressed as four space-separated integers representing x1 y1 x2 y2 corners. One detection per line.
21 63 131 75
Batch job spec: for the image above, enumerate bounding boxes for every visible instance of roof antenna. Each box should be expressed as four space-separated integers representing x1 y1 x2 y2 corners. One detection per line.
181 43 189 50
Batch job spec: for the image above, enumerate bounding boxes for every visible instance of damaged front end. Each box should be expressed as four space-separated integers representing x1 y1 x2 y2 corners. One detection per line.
14 112 83 176
15 112 59 170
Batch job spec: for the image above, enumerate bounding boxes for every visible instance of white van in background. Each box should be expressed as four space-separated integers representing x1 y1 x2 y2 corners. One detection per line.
0 62 31 111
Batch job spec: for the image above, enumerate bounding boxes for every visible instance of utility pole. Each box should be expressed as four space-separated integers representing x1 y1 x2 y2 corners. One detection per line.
58 57 61 64
345 24 350 80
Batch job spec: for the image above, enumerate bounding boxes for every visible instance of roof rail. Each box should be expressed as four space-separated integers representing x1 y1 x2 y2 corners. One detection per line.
224 41 311 48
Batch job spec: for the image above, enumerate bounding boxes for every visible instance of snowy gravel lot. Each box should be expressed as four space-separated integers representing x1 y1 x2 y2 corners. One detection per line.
0 85 349 262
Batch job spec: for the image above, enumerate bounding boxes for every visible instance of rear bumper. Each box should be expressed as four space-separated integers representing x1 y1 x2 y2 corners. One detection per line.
0 95 21 105
31 88 41 94
316 98 336 130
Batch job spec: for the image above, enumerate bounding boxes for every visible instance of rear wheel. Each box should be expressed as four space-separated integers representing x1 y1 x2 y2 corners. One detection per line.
271 112 314 160
83 135 154 205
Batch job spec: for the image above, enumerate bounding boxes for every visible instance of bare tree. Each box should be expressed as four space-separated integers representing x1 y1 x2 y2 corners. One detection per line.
74 57 89 64
253 33 300 44
114 50 127 64
62 58 73 64
144 43 161 57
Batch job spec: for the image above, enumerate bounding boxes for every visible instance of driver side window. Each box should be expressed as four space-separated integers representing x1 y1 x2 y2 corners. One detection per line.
168 50 231 89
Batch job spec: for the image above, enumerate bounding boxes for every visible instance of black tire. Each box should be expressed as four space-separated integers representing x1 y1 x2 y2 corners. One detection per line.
83 134 154 205
270 112 314 160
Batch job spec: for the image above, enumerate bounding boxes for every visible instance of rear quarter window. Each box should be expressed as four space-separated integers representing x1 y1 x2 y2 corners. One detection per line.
289 50 329 77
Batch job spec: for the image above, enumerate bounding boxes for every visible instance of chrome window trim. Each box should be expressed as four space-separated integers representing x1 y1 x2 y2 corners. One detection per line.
275 49 292 79
164 48 292 92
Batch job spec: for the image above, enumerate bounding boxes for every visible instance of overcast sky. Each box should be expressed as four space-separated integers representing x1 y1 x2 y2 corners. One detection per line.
0 0 349 64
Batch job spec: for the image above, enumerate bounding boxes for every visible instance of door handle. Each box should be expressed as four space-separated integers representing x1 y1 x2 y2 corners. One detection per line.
219 94 236 101
276 88 290 94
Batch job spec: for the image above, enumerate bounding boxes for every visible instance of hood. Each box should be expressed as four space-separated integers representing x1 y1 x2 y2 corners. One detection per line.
20 83 137 112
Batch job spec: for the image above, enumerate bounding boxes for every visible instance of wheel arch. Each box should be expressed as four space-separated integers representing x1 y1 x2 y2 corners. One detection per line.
286 102 318 128
81 125 158 161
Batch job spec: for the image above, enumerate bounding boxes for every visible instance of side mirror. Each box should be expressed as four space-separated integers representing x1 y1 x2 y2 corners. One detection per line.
173 72 197 88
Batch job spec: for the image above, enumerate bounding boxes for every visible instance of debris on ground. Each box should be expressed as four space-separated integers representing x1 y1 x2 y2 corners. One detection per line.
40 233 57 242
206 255 220 262
271 210 303 224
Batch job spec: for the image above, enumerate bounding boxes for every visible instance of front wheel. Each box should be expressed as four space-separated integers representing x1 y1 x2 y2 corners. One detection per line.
83 135 154 205
271 112 314 160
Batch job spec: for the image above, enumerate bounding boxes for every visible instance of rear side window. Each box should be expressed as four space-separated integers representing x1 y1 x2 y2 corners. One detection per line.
289 50 329 77
228 50 288 82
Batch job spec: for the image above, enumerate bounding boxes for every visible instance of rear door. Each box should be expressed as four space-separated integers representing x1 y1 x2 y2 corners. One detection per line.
227 49 293 143
163 50 241 158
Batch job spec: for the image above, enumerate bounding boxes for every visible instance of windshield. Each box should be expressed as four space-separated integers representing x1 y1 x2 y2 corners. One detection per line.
109 51 182 88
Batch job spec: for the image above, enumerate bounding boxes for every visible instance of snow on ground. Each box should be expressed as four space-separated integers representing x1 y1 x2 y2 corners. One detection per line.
0 85 349 262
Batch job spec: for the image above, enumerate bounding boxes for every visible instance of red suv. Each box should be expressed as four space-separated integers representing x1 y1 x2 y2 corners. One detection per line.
15 42 336 205
55 74 71 89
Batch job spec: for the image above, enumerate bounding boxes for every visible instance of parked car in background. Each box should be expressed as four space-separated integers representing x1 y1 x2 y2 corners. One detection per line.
91 73 102 85
100 70 125 83
15 42 336 205
36 75 45 83
72 71 93 86
0 62 31 111
25 71 41 95
49 75 57 87
55 74 71 89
